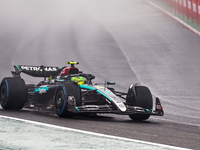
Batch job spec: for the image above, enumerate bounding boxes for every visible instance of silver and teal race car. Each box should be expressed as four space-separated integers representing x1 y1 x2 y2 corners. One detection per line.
0 62 164 121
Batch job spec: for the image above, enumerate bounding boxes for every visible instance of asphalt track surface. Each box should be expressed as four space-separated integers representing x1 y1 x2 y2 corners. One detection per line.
0 0 200 149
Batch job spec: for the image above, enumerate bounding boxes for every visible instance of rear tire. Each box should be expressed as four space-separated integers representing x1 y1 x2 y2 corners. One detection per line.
0 77 27 109
127 85 153 121
54 82 81 117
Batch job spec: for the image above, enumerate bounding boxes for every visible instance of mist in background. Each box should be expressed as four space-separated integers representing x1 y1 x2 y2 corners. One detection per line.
1 0 200 123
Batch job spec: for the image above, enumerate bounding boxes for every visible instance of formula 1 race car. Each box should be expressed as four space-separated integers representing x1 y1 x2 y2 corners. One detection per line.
0 62 164 121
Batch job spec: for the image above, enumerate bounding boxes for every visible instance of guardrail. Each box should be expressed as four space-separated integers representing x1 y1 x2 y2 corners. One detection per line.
150 0 200 31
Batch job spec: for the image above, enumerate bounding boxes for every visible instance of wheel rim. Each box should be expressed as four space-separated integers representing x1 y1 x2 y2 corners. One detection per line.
55 90 64 112
0 84 7 104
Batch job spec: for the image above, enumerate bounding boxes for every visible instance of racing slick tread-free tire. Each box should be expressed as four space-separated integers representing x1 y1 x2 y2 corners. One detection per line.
54 82 81 117
127 86 153 121
0 77 27 109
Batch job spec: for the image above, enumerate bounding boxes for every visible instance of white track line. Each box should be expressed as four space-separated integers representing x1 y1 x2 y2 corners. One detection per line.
146 0 200 37
0 115 191 150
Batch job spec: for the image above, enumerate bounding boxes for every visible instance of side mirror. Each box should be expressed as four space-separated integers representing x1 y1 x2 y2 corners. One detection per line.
107 81 115 85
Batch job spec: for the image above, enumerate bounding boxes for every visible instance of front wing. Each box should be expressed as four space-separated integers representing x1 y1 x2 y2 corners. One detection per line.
67 96 164 116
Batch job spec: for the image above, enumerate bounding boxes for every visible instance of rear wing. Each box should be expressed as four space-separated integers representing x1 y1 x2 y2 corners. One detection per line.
12 65 63 78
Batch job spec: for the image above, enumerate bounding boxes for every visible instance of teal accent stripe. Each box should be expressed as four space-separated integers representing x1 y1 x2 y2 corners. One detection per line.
80 85 96 90
15 65 20 71
34 87 49 93
146 109 150 113
76 107 80 112
56 79 65 82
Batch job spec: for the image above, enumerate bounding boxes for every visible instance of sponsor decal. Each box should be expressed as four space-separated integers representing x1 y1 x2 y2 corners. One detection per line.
157 104 163 110
34 86 49 94
39 89 47 94
20 66 57 72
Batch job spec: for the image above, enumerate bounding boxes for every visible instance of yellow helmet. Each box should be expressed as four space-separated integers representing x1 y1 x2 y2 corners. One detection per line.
71 76 85 85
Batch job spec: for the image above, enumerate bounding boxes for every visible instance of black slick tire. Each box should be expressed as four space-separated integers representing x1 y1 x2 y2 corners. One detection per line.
0 77 27 109
127 86 153 121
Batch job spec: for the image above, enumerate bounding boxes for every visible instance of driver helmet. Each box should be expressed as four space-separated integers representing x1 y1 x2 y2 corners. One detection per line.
71 76 85 85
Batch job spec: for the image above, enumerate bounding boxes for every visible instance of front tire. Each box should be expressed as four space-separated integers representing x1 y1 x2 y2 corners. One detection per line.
54 82 81 117
0 77 27 109
127 85 153 121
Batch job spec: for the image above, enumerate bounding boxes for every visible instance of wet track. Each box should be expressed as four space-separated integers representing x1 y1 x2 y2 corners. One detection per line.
0 0 200 149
